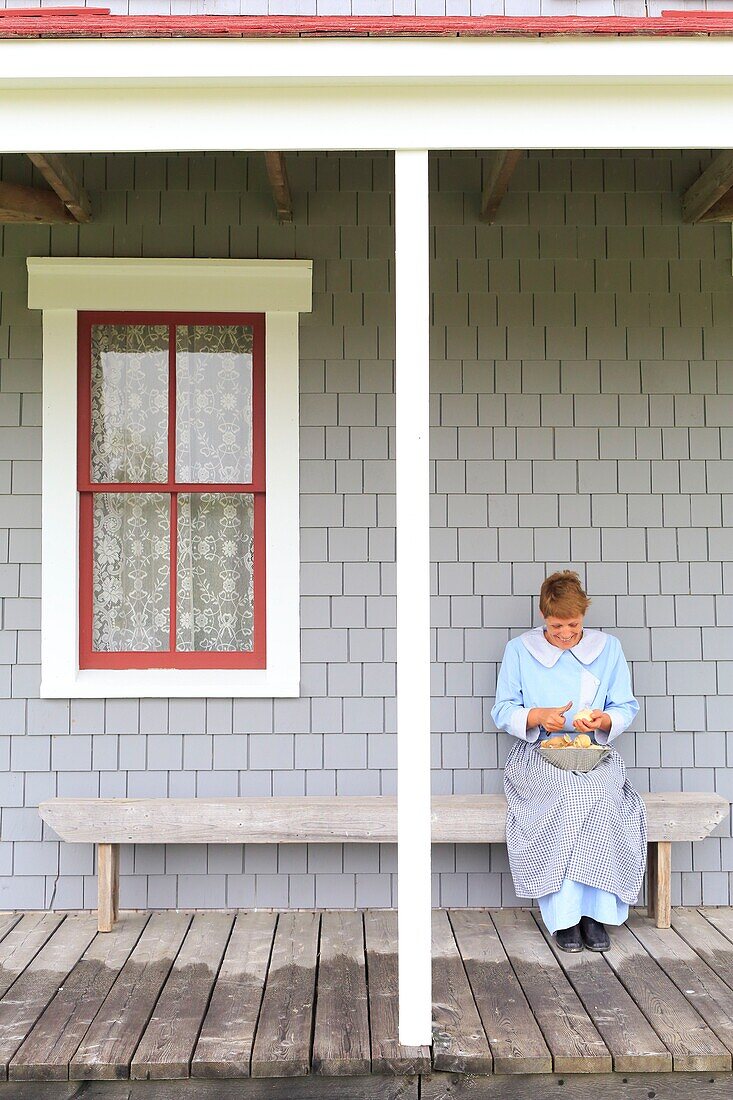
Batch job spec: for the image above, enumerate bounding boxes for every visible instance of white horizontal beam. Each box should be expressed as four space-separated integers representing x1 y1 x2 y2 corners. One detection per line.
4 37 733 87
4 82 733 152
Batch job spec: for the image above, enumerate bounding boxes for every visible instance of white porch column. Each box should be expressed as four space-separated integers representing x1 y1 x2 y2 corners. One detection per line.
395 148 432 1047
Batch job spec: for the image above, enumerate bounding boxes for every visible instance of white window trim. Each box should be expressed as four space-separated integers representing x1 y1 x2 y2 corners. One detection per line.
27 257 312 699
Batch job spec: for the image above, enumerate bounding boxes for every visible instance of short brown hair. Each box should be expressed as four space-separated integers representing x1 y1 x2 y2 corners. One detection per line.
539 570 591 619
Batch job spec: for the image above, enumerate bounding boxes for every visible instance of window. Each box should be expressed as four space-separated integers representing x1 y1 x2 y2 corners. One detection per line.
77 312 266 669
28 258 311 698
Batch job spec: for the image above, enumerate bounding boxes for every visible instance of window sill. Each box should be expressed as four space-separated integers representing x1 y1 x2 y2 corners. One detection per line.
41 666 300 699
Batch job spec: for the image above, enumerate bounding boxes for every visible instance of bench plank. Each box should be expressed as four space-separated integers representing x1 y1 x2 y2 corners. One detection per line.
39 793 728 845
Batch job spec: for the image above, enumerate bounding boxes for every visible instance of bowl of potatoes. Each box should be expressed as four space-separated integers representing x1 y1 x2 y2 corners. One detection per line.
536 714 611 773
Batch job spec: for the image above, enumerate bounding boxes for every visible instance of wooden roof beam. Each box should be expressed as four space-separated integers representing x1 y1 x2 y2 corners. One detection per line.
26 152 92 223
480 150 522 224
0 179 76 223
681 149 733 223
264 152 293 223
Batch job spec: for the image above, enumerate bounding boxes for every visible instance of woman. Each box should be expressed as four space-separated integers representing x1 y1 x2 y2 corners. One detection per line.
491 571 647 952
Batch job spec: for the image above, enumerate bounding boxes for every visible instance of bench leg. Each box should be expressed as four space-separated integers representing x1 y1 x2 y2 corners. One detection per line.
97 843 119 932
647 840 671 929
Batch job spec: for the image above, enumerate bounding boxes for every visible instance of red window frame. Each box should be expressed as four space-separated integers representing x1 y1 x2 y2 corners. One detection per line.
77 310 266 670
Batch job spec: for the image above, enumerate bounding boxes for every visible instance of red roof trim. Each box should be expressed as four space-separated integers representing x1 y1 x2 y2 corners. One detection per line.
4 11 733 40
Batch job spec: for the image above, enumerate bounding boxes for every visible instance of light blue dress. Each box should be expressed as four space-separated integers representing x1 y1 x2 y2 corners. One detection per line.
492 626 640 934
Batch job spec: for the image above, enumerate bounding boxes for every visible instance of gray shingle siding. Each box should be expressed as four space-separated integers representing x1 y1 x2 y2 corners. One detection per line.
0 148 730 910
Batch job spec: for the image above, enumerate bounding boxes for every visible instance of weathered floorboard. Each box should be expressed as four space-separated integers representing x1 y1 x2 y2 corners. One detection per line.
431 911 492 1075
671 907 733 993
0 1078 420 1099
532 911 672 1072
69 911 192 1080
0 906 733 1085
250 911 319 1078
491 908 612 1073
422 1070 733 1099
364 909 432 1076
697 907 733 958
627 913 733 1057
448 909 551 1075
192 911 276 1079
0 917 21 946
0 914 65 1001
131 912 233 1080
312 911 371 1076
10 913 149 1081
0 915 98 1079
601 920 731 1071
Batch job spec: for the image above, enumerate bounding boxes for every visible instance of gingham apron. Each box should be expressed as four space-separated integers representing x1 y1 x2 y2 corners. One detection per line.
503 739 647 903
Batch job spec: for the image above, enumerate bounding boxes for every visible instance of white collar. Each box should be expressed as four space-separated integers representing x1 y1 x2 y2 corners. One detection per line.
519 626 609 668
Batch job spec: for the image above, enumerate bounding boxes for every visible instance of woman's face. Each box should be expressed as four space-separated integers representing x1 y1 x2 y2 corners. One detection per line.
543 614 584 649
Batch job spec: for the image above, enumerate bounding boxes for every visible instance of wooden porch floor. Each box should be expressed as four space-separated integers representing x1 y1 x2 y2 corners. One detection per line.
1 907 733 1098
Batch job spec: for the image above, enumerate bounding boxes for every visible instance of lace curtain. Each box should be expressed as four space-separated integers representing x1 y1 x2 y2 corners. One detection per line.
176 325 254 483
91 325 169 483
89 322 256 654
177 493 255 652
92 493 170 651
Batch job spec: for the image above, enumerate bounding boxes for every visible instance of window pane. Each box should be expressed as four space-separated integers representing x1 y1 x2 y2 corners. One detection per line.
91 324 169 483
176 325 253 484
177 493 254 652
93 493 170 651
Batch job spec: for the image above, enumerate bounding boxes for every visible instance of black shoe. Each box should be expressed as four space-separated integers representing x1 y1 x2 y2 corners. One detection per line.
555 923 583 952
579 915 610 951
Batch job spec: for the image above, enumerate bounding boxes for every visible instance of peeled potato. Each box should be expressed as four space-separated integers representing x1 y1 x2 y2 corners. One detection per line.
540 733 573 749
574 708 594 723
574 733 592 748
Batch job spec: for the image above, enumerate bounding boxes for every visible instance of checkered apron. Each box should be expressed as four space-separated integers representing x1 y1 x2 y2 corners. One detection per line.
503 739 647 903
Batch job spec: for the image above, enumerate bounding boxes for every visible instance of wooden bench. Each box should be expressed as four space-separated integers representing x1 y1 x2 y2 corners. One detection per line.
39 792 728 932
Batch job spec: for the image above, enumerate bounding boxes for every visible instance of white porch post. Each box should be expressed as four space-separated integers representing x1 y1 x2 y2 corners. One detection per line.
395 148 432 1047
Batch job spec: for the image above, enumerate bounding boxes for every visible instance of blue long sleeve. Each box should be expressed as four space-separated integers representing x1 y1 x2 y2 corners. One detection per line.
491 643 541 743
595 640 639 745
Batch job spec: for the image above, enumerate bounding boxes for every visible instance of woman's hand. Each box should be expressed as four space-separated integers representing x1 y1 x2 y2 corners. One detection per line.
532 700 573 732
573 709 612 734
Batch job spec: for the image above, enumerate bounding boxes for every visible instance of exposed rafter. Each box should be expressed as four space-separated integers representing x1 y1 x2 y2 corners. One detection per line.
480 150 522 224
264 152 293 223
0 179 76 224
26 152 92 222
681 149 733 224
